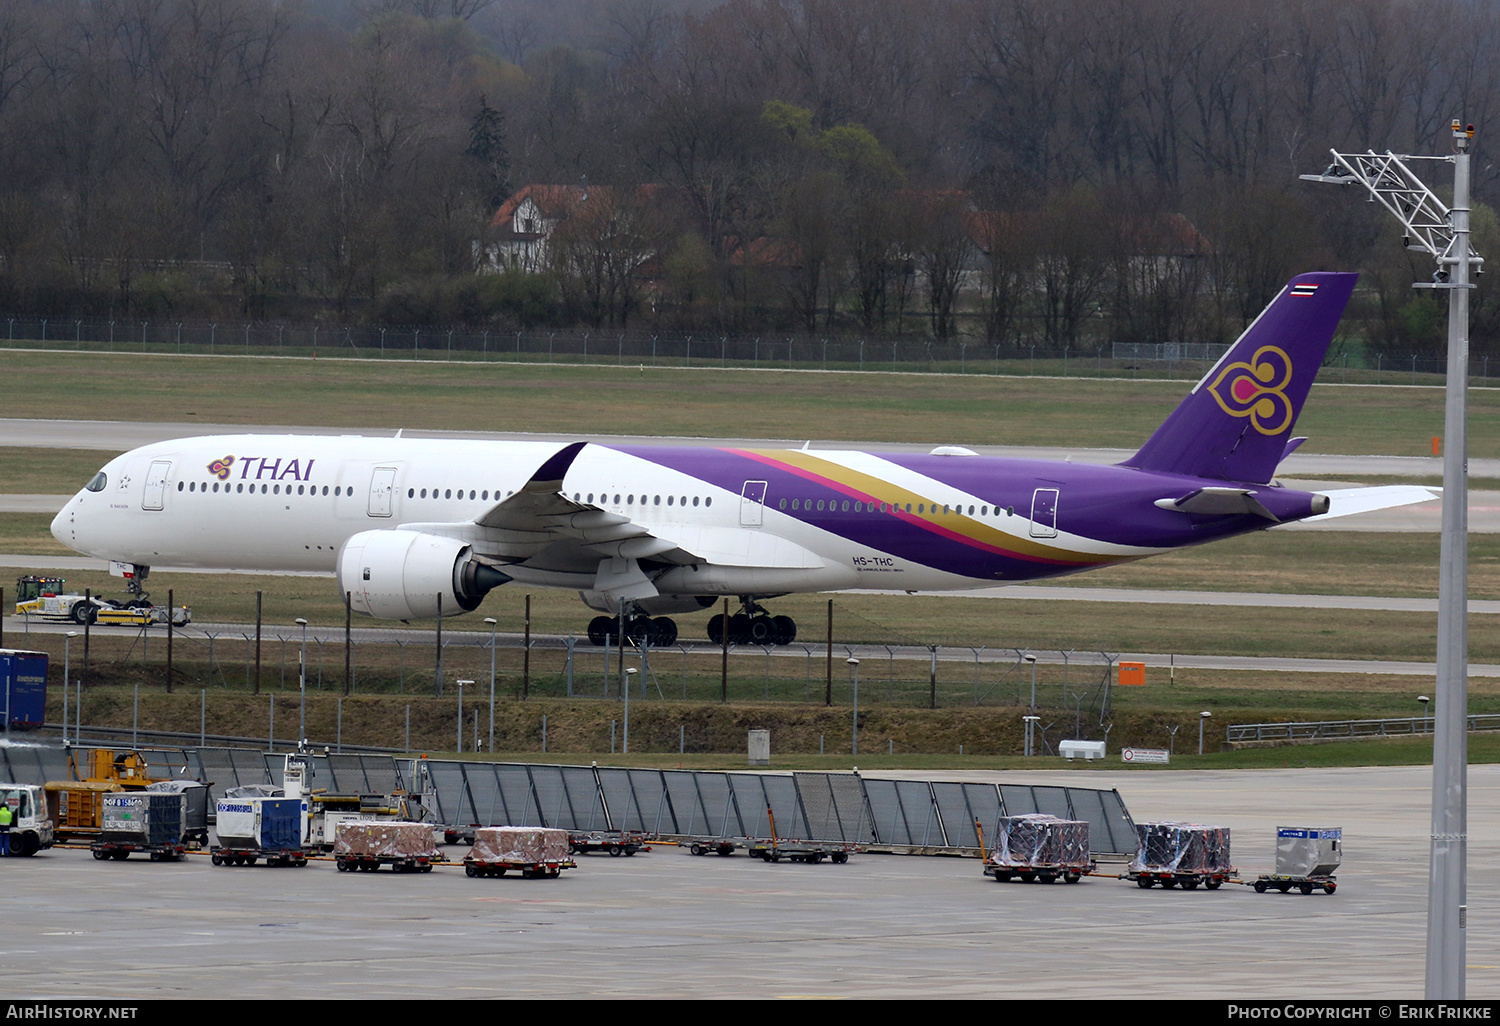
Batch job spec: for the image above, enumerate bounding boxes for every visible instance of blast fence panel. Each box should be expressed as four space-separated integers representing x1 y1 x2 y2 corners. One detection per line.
795 772 874 843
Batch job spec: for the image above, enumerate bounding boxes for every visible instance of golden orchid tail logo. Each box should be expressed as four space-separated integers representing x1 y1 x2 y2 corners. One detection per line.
208 455 235 480
1206 346 1294 435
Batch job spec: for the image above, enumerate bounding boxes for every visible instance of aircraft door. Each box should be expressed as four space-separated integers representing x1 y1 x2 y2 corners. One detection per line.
740 480 768 527
367 467 397 518
142 461 172 511
1029 488 1059 538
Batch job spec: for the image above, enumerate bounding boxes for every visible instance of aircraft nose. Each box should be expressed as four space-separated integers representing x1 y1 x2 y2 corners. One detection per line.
51 499 74 548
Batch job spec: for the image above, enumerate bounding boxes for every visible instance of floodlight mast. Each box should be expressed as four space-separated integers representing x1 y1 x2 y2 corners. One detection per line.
1302 121 1477 1000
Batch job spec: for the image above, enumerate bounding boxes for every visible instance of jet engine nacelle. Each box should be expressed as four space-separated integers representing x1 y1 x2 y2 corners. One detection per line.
578 591 717 616
338 530 510 620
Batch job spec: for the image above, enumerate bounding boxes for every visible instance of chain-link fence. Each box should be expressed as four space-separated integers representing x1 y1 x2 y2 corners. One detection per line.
3 315 1483 383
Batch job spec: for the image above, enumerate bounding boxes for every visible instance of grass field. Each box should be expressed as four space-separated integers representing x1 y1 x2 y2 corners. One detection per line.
6 349 1499 457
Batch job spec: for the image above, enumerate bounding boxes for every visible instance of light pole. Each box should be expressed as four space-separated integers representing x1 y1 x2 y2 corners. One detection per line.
295 618 308 748
1169 724 1180 756
624 668 636 755
1302 123 1479 998
847 658 860 755
1419 695 1431 735
457 679 473 753
485 617 498 752
1199 711 1212 756
64 632 77 742
1024 653 1037 714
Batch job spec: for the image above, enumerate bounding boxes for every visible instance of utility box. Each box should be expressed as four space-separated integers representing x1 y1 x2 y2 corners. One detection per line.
748 729 770 766
1118 661 1146 686
1276 826 1342 877
1059 740 1106 760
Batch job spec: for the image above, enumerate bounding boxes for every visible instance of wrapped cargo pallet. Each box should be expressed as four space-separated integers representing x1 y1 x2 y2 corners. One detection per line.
100 792 183 847
334 820 440 860
472 827 571 865
1131 821 1232 874
992 814 1090 869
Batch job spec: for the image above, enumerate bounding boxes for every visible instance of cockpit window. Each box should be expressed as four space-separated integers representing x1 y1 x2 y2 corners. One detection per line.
85 472 107 492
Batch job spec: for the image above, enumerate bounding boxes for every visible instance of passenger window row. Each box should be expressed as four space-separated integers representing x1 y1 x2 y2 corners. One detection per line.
778 498 1015 517
180 481 351 497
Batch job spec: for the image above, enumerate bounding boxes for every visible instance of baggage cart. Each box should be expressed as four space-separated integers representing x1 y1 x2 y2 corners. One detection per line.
464 826 575 878
685 838 740 856
746 806 854 863
568 829 649 856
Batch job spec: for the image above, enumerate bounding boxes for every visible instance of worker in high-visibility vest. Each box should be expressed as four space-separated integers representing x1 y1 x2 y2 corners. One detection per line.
0 802 12 856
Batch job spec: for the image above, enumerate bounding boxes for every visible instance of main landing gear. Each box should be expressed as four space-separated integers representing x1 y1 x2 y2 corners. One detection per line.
583 599 799 647
707 599 797 647
587 614 679 647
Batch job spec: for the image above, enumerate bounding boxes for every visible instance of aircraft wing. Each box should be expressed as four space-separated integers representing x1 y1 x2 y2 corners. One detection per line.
397 443 826 600
1299 485 1438 522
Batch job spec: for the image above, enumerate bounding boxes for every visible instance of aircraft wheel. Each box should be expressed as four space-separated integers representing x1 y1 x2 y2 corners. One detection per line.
707 614 726 645
772 615 797 645
747 615 774 645
587 616 613 647
729 613 750 644
652 617 678 647
626 616 653 645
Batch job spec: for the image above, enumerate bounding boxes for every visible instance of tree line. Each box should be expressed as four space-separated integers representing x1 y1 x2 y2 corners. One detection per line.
0 0 1496 356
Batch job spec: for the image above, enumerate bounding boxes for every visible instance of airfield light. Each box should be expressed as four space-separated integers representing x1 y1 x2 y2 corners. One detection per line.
847 658 860 756
484 617 498 752
64 632 78 743
1199 711 1212 756
295 619 308 746
624 668 637 754
457 680 474 754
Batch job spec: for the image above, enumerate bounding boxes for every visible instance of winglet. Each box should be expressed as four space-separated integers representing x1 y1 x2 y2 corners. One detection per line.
1122 272 1358 484
525 442 587 492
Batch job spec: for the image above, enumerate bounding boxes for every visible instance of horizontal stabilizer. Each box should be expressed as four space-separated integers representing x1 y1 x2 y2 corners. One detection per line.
1300 485 1438 522
1154 487 1279 520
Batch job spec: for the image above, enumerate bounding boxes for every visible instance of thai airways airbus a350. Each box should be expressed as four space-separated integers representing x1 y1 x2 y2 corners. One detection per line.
51 271 1431 646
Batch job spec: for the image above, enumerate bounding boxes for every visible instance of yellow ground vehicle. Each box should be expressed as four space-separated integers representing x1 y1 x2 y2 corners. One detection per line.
14 575 190 627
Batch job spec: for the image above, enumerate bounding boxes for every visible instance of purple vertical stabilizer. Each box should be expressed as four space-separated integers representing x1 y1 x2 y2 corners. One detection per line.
1121 272 1357 483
